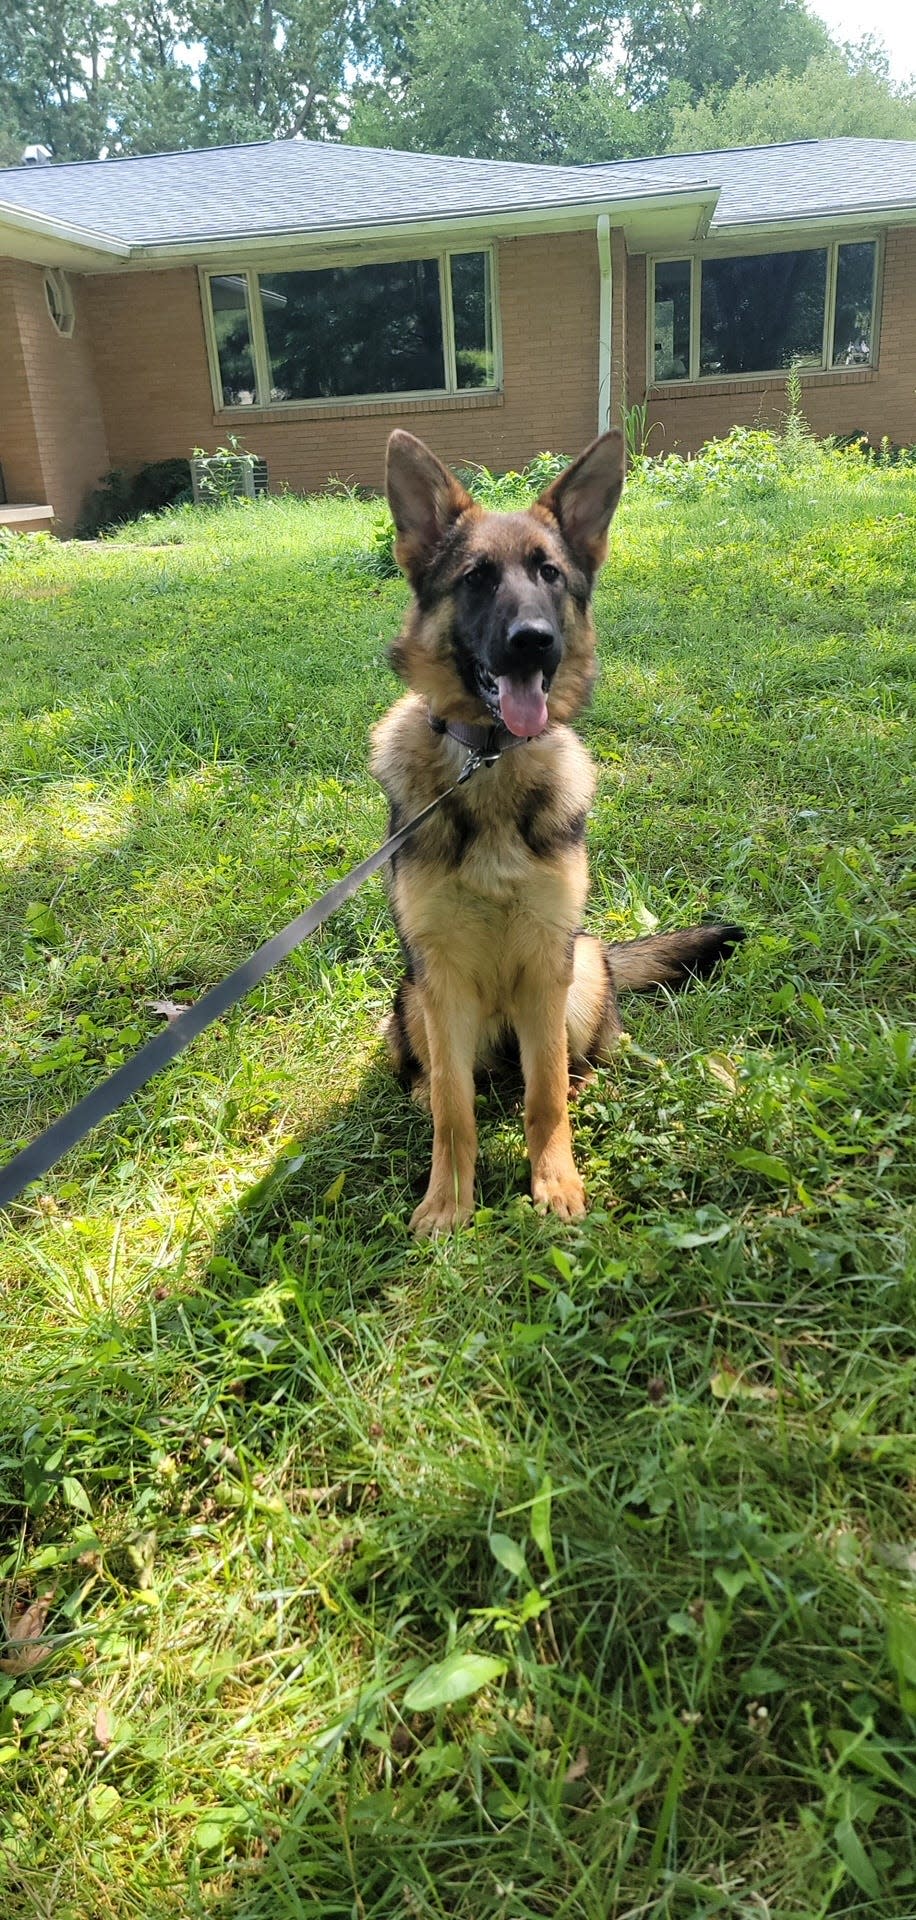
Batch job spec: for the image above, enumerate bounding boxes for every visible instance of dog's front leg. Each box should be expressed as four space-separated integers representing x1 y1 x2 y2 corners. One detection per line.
516 978 587 1221
410 985 480 1237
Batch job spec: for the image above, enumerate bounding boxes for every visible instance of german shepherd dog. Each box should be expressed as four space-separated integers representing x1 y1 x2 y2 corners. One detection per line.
371 428 742 1236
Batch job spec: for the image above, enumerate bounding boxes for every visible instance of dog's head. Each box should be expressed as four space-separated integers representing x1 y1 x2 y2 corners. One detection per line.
385 429 625 733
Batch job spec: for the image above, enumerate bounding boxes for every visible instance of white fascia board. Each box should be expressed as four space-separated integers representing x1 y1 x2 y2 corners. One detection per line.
125 185 722 264
710 204 916 241
0 198 130 260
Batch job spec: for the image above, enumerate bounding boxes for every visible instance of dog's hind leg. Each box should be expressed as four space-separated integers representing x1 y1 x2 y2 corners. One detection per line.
384 977 432 1107
565 934 622 1090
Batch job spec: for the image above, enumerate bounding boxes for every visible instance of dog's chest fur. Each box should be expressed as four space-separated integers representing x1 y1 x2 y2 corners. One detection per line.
371 694 596 998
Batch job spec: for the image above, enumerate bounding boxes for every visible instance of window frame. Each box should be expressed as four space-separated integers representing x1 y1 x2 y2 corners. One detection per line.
200 244 502 413
647 233 883 388
44 267 75 340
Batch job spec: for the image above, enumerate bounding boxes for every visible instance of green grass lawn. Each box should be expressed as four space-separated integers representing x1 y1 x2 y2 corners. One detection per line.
1 446 915 1919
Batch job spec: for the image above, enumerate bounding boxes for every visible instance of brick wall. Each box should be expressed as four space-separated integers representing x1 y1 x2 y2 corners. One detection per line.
0 263 45 502
627 226 916 451
0 260 109 532
82 230 602 491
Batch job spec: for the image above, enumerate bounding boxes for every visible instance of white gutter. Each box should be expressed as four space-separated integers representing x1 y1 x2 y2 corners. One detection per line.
597 213 612 436
0 197 129 257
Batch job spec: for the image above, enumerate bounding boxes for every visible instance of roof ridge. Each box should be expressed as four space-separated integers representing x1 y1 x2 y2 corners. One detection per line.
0 135 301 178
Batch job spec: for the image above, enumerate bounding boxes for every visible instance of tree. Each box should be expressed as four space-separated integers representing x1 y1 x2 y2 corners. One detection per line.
669 45 916 150
0 0 116 160
544 73 687 163
348 0 554 160
106 4 209 155
622 0 830 105
189 0 356 142
347 0 838 163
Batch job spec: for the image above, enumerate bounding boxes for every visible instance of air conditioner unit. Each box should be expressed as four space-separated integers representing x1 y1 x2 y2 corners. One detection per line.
190 456 269 504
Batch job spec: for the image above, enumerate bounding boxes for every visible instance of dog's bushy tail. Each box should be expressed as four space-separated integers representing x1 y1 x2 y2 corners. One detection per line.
605 923 745 993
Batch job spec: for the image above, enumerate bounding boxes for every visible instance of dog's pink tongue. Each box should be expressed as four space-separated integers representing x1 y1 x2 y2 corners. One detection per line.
496 672 548 738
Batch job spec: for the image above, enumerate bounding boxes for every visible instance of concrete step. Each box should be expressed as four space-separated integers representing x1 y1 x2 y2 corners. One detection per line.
0 503 55 533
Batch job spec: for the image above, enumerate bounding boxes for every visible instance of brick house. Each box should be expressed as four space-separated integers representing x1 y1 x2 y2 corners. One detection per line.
1 135 915 533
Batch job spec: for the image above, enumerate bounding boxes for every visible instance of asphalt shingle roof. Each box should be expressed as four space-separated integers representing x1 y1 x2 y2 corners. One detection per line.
1 136 915 248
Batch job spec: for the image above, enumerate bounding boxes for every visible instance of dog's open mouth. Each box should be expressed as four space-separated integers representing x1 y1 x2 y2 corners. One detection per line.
475 667 550 738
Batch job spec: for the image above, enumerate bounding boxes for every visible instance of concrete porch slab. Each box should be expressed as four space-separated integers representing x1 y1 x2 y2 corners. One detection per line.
0 503 56 532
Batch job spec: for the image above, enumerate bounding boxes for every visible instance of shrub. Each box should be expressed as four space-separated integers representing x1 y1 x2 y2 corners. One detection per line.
77 458 192 538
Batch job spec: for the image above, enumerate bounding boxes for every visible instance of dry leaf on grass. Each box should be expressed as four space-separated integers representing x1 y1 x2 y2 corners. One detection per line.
564 1745 590 1783
94 1703 113 1749
0 1591 54 1673
710 1359 779 1403
146 998 190 1022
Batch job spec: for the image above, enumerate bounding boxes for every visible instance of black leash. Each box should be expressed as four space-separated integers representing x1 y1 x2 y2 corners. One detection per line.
0 740 507 1210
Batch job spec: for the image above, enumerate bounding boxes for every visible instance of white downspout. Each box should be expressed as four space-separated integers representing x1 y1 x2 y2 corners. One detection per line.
597 213 612 435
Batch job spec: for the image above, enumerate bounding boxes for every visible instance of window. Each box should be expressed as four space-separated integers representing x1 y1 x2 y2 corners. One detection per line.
651 239 878 383
209 274 257 404
832 242 877 366
653 258 691 381
44 268 74 339
205 249 499 408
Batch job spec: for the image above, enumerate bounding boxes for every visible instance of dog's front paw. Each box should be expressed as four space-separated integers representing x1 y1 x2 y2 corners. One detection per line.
410 1190 473 1238
532 1169 587 1221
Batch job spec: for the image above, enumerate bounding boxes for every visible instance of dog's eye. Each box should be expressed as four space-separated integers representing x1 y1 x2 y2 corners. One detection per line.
463 560 495 591
539 561 563 586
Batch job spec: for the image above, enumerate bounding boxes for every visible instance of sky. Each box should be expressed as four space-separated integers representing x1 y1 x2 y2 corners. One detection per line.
812 0 916 81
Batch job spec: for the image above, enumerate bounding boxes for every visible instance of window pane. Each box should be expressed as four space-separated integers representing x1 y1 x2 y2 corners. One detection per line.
258 260 445 401
209 274 257 404
450 252 496 389
654 259 691 381
700 250 827 375
832 242 876 366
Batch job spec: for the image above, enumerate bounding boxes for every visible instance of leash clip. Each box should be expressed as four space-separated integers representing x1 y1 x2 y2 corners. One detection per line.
458 729 505 781
457 748 488 784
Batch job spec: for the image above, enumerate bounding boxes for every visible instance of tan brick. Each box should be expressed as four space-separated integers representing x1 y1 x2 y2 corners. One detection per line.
0 261 109 532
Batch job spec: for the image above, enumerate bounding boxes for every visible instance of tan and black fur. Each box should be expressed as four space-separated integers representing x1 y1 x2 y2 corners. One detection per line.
371 428 742 1236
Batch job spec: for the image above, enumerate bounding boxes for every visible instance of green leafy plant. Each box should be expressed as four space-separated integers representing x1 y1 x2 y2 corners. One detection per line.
191 433 259 504
367 507 399 577
621 398 663 464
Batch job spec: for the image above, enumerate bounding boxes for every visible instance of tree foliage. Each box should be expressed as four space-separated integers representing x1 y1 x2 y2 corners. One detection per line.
0 0 911 166
670 45 916 151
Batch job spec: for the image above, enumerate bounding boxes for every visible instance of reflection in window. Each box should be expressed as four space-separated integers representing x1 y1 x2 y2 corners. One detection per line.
451 251 495 389
208 251 498 407
209 275 256 404
653 258 691 381
652 239 879 382
700 250 826 376
258 260 445 402
833 242 876 365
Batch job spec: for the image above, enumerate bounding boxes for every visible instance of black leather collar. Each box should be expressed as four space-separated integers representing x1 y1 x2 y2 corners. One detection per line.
427 710 533 759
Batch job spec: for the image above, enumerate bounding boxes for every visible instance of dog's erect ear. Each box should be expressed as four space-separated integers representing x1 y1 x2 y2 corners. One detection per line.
386 431 474 586
537 429 625 579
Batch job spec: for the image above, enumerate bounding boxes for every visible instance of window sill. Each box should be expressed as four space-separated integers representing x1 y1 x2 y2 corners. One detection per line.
214 389 504 426
649 367 877 399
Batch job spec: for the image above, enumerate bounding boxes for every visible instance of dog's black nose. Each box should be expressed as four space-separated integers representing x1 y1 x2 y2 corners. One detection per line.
505 618 555 659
